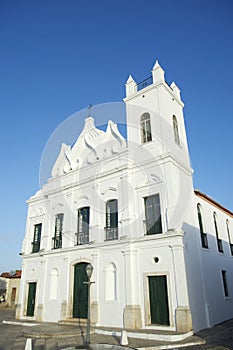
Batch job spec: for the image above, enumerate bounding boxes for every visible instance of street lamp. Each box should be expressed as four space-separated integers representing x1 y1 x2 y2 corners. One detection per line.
84 263 94 346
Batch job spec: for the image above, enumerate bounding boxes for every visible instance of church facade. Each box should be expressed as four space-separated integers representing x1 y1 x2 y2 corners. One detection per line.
17 60 233 333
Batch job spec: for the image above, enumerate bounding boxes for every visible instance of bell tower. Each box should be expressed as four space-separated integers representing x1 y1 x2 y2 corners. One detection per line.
124 60 191 168
124 60 194 232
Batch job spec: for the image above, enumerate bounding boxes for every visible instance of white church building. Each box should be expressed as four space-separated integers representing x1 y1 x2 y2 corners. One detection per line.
17 60 233 334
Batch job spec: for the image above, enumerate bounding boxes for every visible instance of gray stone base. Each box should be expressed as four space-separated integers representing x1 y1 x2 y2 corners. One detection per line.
91 301 98 325
61 301 68 320
123 305 142 329
36 304 44 322
176 306 192 332
15 304 21 319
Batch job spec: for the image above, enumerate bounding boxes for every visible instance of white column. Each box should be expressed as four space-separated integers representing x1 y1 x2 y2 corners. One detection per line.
169 240 192 332
122 248 142 329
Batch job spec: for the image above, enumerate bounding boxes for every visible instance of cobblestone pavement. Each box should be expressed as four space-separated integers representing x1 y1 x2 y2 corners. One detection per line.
0 308 233 350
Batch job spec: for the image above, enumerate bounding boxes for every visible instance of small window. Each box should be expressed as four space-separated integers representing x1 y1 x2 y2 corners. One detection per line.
173 115 180 146
140 113 152 143
197 204 208 248
221 270 229 297
32 223 42 253
226 219 233 256
105 199 118 240
53 214 63 249
213 212 223 253
144 194 162 235
77 207 90 245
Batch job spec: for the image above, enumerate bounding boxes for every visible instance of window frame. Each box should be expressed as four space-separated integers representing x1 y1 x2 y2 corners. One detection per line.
226 219 233 256
197 204 208 249
144 194 162 235
105 199 118 241
213 212 223 253
221 270 229 298
77 206 90 245
140 113 152 144
173 115 180 146
53 213 63 249
32 223 42 253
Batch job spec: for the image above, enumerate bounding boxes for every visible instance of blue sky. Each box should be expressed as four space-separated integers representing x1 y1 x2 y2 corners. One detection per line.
0 0 232 272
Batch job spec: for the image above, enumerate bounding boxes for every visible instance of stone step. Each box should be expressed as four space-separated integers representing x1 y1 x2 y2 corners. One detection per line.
95 326 193 342
59 318 95 329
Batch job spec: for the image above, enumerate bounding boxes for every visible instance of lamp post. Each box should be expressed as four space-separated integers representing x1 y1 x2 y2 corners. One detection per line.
84 263 94 346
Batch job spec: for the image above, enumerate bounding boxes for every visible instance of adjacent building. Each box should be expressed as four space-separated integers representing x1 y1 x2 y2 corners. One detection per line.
17 60 233 334
0 270 21 307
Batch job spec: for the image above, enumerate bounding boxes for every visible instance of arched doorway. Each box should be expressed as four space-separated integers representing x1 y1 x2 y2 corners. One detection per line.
73 262 88 319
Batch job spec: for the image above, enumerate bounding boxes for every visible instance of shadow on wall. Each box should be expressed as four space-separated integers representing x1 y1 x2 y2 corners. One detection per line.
182 221 233 332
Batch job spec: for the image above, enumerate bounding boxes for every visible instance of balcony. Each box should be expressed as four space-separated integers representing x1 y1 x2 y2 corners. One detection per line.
76 231 89 245
143 219 162 235
105 227 118 241
52 235 62 249
31 240 40 253
137 76 153 91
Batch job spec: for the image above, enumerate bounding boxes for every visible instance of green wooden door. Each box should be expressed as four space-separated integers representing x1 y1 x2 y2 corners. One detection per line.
26 282 36 317
73 263 88 319
148 275 169 326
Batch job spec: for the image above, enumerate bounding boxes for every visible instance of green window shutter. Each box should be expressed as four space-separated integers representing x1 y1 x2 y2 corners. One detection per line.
144 194 162 234
32 223 42 253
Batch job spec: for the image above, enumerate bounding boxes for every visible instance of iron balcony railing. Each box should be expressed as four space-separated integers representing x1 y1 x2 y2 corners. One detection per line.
143 219 162 235
105 227 118 241
52 235 62 249
137 76 153 91
31 240 40 253
76 230 89 245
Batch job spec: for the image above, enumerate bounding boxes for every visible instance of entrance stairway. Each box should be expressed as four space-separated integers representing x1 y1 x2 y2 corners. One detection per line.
60 319 193 342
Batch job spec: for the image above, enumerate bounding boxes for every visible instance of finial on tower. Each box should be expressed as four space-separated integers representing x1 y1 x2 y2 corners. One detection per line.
125 74 136 97
152 60 165 84
171 82 181 100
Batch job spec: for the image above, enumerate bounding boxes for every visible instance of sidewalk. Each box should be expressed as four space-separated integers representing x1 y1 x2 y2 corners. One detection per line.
0 308 233 350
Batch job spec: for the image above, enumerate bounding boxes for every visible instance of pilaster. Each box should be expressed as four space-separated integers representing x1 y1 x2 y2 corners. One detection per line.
122 248 142 328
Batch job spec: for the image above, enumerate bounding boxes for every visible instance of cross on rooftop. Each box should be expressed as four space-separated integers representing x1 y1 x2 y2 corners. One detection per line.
87 104 93 116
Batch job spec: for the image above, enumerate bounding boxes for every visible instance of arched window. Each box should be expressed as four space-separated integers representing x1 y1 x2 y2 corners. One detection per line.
140 113 152 143
173 115 180 146
226 219 233 255
197 204 208 248
105 199 118 240
105 262 117 301
49 268 59 300
213 212 223 253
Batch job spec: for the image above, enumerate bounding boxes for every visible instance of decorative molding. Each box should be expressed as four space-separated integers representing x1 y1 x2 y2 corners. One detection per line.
30 207 45 218
101 186 117 195
52 202 64 210
51 118 126 178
